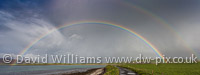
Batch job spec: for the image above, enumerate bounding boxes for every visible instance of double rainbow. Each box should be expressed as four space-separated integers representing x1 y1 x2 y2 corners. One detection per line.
18 20 164 59
122 1 198 57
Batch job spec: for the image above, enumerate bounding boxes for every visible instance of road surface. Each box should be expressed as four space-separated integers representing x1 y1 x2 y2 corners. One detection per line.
117 67 137 75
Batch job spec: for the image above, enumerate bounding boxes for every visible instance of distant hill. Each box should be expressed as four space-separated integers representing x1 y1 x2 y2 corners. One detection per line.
0 58 19 64
0 58 39 64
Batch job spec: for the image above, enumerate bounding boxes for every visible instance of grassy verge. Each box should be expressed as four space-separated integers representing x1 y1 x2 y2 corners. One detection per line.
103 65 119 75
119 63 200 75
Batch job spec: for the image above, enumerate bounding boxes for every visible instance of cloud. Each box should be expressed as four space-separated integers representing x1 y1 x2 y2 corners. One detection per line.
0 0 200 59
0 10 182 58
69 34 82 40
0 11 66 55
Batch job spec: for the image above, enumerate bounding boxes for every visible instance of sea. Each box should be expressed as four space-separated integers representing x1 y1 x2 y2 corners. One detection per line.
0 65 105 75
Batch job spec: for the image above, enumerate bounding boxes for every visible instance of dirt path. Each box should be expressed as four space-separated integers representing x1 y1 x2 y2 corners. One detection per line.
90 68 104 75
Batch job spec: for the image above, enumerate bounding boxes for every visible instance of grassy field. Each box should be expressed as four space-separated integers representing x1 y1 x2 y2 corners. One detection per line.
119 63 200 75
103 65 119 75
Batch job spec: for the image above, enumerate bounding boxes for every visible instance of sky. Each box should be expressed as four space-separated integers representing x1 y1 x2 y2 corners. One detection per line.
0 0 200 59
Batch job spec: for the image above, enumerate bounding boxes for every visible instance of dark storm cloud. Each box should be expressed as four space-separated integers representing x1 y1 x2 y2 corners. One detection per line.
0 0 199 59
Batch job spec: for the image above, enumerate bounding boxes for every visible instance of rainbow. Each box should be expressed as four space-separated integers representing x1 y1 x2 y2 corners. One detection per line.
14 1 199 65
121 1 198 57
18 20 164 59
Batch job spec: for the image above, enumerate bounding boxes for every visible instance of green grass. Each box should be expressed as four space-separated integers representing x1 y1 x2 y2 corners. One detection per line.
103 65 119 75
119 63 200 75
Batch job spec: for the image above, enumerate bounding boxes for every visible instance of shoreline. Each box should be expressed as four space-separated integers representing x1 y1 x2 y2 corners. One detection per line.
0 68 105 75
50 68 105 75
